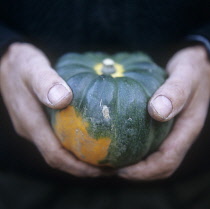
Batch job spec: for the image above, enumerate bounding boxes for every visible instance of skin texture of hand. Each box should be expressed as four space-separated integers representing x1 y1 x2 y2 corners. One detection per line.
0 43 102 177
118 46 210 180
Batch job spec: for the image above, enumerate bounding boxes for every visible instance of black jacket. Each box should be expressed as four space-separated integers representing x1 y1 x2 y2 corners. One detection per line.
0 0 210 65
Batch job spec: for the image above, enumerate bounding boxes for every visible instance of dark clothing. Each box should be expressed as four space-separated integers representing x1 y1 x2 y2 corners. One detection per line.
0 0 210 64
0 1 210 209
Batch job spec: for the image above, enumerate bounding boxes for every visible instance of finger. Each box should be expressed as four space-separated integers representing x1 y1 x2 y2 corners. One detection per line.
15 87 101 177
118 95 209 180
34 126 102 177
2 75 101 177
26 100 101 177
25 65 72 109
34 122 102 177
148 65 194 121
16 46 73 109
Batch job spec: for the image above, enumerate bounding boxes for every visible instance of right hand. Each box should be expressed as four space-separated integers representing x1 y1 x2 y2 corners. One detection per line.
0 43 101 177
118 46 210 180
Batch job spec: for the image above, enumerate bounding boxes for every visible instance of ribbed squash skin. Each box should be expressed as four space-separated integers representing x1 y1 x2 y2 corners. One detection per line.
49 52 173 168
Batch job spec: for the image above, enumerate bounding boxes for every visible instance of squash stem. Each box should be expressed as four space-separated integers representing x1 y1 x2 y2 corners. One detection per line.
102 58 116 75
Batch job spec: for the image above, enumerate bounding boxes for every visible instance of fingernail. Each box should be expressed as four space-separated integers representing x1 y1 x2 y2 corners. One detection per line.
48 84 71 105
151 95 172 119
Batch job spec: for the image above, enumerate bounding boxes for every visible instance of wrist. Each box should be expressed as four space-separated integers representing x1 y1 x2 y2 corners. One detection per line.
186 35 210 58
177 45 209 68
182 46 210 86
1 42 29 61
182 45 207 59
3 42 50 68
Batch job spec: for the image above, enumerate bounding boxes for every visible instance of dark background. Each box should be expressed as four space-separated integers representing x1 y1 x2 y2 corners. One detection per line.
0 0 210 208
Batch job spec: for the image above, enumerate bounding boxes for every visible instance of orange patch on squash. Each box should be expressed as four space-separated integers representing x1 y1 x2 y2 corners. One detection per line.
54 106 111 166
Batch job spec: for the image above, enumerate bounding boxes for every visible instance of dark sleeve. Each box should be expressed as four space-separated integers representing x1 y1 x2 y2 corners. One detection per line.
0 22 26 58
185 23 210 57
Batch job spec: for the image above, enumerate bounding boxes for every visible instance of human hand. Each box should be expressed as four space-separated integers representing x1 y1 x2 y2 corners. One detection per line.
118 46 210 180
0 43 101 177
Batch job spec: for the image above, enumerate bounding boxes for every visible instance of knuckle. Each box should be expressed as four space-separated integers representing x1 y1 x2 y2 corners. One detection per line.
14 126 23 136
153 158 178 179
31 137 62 169
149 168 175 180
164 83 190 115
13 122 28 139
45 153 62 169
1 43 25 73
7 43 27 61
72 169 89 177
160 169 175 179
161 162 177 178
8 42 30 53
170 83 187 100
7 43 21 54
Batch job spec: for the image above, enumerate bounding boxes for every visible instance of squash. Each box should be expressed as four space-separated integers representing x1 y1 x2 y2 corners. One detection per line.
49 52 173 168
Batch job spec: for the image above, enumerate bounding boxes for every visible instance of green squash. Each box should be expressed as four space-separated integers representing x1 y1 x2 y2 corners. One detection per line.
49 52 173 168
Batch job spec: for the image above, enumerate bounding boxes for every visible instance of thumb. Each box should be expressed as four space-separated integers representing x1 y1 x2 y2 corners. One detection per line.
148 65 193 121
22 52 72 109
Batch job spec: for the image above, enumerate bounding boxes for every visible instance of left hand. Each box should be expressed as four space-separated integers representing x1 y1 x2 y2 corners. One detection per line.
118 46 210 180
0 43 102 177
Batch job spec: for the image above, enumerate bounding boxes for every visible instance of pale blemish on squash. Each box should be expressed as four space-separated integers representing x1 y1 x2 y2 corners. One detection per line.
102 105 110 120
94 62 124 77
54 106 111 166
